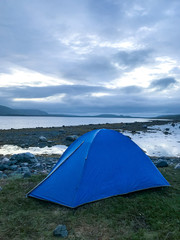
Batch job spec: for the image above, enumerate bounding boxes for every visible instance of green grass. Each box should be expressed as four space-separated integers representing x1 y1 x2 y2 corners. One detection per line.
0 167 180 240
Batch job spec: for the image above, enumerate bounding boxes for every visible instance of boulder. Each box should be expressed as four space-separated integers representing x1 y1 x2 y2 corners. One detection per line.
174 163 180 170
21 143 29 148
10 152 38 164
156 160 168 168
39 136 47 142
0 164 9 171
23 171 32 178
66 135 78 141
53 225 68 238
59 130 66 134
2 173 8 179
1 157 9 164
9 165 18 171
16 166 31 173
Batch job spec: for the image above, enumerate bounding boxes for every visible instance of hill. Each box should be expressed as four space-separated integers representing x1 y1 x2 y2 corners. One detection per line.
156 114 180 120
0 105 48 116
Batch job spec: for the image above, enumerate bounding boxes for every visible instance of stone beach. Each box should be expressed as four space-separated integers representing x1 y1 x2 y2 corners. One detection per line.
0 120 179 179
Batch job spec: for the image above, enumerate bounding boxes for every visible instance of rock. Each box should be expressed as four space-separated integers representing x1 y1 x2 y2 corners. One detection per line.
171 123 175 127
1 157 9 164
0 164 9 171
53 225 68 238
21 143 29 148
66 135 78 141
23 171 32 178
10 152 38 164
20 162 29 167
32 162 43 169
174 163 180 170
156 160 168 168
9 165 18 171
0 171 3 178
59 130 66 134
17 166 31 173
39 136 47 142
142 124 147 129
2 173 8 179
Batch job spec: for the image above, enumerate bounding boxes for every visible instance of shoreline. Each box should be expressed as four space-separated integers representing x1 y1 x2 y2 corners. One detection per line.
0 119 175 147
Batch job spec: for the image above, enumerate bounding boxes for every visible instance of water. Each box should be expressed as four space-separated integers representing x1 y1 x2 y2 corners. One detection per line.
124 123 180 157
0 116 152 130
0 144 67 156
0 123 179 157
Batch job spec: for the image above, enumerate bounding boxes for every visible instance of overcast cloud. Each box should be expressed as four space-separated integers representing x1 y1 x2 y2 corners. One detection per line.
0 0 180 116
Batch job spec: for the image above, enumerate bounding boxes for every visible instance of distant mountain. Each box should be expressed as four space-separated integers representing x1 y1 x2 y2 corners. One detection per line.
94 114 132 118
0 105 48 116
155 114 180 120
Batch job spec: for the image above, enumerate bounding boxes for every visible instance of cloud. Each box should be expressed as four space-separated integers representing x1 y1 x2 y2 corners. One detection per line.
150 77 177 90
0 0 180 115
114 49 152 69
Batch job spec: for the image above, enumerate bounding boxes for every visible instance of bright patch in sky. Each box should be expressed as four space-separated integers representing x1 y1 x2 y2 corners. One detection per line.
106 57 178 89
13 94 66 103
0 68 73 87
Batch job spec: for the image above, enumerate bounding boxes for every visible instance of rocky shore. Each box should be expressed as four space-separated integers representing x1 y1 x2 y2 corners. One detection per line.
0 120 180 179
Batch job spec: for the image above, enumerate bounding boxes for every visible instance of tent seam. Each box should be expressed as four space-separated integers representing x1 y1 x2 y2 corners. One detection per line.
72 129 102 206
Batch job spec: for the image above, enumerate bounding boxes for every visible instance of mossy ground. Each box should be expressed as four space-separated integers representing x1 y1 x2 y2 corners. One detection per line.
0 167 180 240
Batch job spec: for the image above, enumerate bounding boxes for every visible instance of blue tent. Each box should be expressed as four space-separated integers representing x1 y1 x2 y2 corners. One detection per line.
27 129 170 208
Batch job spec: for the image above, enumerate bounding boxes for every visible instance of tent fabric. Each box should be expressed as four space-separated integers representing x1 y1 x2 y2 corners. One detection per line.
27 129 170 208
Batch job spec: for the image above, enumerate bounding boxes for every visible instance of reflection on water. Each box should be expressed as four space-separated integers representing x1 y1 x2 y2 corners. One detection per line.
0 144 67 156
124 123 180 157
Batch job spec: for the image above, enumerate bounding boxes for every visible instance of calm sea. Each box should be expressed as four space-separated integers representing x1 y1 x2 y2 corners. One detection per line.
0 116 152 130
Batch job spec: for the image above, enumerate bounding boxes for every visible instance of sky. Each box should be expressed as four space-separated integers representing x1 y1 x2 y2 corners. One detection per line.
0 0 180 116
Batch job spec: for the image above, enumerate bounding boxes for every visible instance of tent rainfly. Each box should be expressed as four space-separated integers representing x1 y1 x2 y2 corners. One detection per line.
27 129 170 208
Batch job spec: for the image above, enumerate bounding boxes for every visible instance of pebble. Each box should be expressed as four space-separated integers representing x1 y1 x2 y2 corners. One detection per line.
53 225 68 238
156 160 168 168
39 136 47 142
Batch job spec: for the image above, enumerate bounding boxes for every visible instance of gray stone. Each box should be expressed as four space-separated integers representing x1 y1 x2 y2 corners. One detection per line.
174 163 180 170
20 162 29 167
39 136 47 142
17 166 30 173
156 160 168 168
1 157 9 164
32 162 43 169
53 224 68 238
59 130 66 134
23 171 31 178
66 135 78 141
21 143 29 148
0 164 9 171
10 152 38 164
142 124 147 129
2 173 8 179
9 165 18 171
